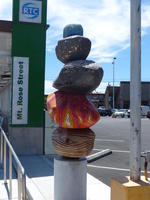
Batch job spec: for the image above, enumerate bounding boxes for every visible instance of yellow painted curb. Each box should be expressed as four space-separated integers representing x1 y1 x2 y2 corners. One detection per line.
111 176 150 200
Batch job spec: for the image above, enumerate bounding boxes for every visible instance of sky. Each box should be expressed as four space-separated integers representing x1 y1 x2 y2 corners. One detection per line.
0 0 150 94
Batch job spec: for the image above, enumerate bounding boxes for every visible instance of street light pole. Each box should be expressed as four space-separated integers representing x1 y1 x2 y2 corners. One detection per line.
112 57 116 110
130 0 141 181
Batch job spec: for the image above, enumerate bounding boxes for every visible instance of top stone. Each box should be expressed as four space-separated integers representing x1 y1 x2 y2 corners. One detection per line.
63 24 83 38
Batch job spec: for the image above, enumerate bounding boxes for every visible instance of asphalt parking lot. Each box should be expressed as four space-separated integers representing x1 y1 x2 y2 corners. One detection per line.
88 117 150 186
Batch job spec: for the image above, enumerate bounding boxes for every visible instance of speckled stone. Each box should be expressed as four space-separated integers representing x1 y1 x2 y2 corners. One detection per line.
55 36 91 63
53 60 103 94
63 24 83 38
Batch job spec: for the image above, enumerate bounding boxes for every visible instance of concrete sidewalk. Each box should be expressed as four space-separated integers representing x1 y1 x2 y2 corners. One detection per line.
0 158 18 200
0 155 110 199
0 179 18 200
19 155 110 200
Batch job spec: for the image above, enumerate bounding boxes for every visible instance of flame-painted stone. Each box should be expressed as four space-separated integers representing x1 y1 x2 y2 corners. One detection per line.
53 60 103 94
55 36 91 63
47 91 100 128
52 127 95 158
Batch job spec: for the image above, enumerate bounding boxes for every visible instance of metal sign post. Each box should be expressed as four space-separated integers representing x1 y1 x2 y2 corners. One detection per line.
112 57 116 110
130 0 141 181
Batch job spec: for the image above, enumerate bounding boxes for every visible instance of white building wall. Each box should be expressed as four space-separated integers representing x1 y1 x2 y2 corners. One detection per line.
0 83 11 116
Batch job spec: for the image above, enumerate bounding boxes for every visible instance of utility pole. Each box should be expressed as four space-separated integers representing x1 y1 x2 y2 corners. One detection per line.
112 57 116 110
130 0 141 181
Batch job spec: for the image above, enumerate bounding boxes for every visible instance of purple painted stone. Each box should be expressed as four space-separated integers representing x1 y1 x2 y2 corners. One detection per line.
53 60 104 94
55 36 91 63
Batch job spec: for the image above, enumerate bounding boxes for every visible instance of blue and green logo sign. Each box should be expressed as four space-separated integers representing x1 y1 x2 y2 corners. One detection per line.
19 0 42 23
22 2 39 19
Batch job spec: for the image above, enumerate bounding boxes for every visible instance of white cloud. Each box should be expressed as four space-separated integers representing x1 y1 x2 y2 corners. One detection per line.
44 80 56 94
0 0 150 63
0 1 12 20
93 82 109 94
44 80 108 94
142 5 150 29
93 81 121 94
47 0 150 63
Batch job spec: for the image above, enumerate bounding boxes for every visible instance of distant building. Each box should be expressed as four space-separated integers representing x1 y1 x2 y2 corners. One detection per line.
105 81 150 109
44 81 150 110
105 86 120 109
119 81 150 108
87 93 105 108
0 20 12 89
0 20 12 116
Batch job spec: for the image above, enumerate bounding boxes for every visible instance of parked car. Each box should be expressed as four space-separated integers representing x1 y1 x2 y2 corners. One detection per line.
141 106 150 117
111 109 117 114
98 107 107 116
105 109 112 116
125 109 130 118
127 106 150 118
98 107 113 116
147 111 150 119
112 109 127 118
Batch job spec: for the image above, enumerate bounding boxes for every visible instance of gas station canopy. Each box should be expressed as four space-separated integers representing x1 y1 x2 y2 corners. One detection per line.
0 20 12 90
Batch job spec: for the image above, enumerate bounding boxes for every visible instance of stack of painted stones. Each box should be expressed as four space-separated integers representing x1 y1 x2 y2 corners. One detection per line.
47 24 103 158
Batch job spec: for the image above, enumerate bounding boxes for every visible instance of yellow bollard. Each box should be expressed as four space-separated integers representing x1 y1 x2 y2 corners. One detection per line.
144 158 148 181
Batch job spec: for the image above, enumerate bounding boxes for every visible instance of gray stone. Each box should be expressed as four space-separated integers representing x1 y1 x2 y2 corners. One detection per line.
55 36 91 63
53 60 103 94
63 24 83 38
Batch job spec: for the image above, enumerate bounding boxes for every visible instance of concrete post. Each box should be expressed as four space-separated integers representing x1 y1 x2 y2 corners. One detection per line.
130 0 141 181
54 157 87 200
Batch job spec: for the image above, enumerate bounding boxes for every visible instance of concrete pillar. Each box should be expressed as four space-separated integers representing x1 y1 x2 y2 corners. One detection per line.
130 0 141 181
54 157 87 200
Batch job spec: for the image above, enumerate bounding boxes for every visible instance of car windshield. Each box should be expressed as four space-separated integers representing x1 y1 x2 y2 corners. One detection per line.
119 109 127 112
112 109 118 112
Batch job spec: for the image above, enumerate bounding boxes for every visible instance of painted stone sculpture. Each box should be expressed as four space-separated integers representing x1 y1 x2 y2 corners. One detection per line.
52 128 95 158
55 36 91 63
53 60 103 94
47 91 100 128
47 24 104 158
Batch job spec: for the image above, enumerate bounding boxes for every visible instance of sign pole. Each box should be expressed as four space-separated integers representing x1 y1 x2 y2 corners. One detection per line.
112 57 116 110
130 0 141 181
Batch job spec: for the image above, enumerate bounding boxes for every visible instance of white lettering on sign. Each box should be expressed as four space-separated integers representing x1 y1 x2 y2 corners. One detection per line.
12 57 29 124
19 0 42 23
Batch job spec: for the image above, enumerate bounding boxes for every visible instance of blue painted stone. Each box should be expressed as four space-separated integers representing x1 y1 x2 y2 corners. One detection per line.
63 24 83 38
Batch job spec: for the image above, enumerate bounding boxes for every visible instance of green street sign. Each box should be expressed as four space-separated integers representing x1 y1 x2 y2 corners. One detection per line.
11 0 47 127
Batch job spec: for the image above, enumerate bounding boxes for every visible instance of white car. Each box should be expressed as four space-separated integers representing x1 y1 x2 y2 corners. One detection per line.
112 109 127 118
141 106 150 117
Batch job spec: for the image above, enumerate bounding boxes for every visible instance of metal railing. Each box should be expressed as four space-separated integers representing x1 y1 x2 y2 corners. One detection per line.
0 127 26 200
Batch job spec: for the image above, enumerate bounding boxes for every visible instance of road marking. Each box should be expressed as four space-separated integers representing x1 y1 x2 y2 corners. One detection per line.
87 164 129 172
87 164 150 174
95 139 124 142
112 150 130 153
93 149 130 153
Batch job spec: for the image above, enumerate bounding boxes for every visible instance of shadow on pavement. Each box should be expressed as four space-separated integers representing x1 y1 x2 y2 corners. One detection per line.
19 155 54 178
